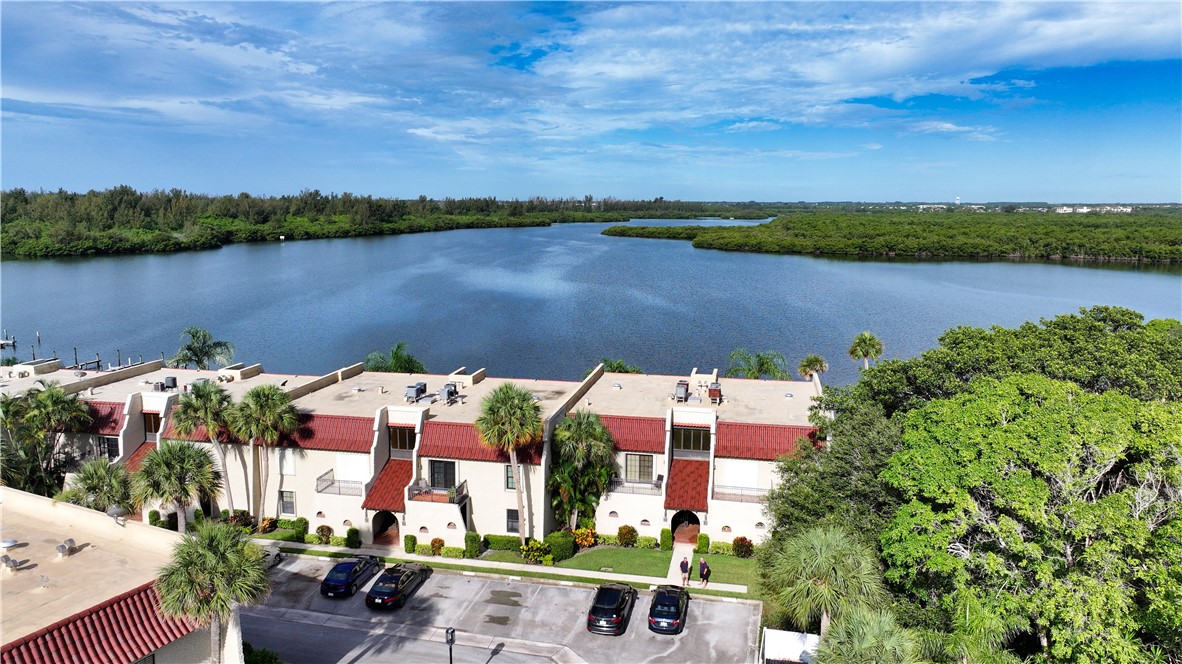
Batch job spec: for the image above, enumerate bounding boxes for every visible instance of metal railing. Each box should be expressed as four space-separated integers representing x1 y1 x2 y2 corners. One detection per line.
608 478 662 496
316 469 364 497
712 485 768 503
408 479 469 504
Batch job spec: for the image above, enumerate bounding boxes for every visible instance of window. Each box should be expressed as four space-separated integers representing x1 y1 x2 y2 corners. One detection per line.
625 454 653 483
143 412 161 440
278 449 295 476
279 491 296 516
429 460 456 489
672 426 710 452
390 427 415 451
506 509 520 534
504 464 523 490
97 436 119 460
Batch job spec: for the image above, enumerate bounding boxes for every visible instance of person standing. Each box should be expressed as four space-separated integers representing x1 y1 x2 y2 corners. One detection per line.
699 557 710 587
680 556 690 586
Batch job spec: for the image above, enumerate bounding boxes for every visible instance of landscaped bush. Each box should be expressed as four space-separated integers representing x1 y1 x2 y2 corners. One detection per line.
415 543 433 556
404 534 417 554
617 525 638 548
710 542 733 556
148 510 161 527
576 516 596 530
229 510 255 531
243 641 282 664
660 528 673 551
464 531 482 558
636 536 658 550
255 529 303 543
732 536 754 559
598 534 619 546
431 537 445 556
695 533 710 554
329 536 347 547
276 518 297 530
293 517 309 537
304 534 319 545
545 531 576 563
484 534 521 551
316 525 334 545
573 527 596 548
520 539 552 564
345 528 361 548
441 546 464 559
259 517 278 534
221 509 231 521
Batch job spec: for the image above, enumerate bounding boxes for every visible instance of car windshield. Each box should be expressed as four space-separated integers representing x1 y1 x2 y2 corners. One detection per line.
326 566 353 582
593 588 622 608
374 574 403 590
652 601 679 616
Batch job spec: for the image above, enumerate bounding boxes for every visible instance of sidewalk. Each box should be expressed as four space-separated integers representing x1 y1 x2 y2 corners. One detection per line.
259 538 749 594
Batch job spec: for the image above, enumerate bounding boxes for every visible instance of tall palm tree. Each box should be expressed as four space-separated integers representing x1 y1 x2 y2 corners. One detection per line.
765 525 887 639
364 341 426 373
550 410 616 529
15 380 92 494
798 354 829 380
227 384 297 521
725 348 790 380
156 520 270 664
848 331 884 370
475 383 542 545
168 326 235 370
815 605 924 664
132 440 221 533
54 458 133 512
171 380 237 513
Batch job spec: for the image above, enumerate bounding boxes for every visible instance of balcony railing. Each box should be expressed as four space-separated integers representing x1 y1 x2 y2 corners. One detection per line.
608 478 662 496
712 485 769 503
315 469 364 497
408 479 469 504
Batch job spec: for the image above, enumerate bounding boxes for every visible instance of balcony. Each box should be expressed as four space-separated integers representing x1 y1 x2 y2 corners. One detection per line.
608 478 662 496
315 469 364 497
408 479 469 505
712 485 768 503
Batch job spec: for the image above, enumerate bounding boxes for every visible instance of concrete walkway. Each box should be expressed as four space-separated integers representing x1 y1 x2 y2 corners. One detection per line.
259 538 748 594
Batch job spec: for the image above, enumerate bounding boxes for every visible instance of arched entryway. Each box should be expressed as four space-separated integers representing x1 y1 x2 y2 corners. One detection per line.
670 510 700 545
371 511 399 546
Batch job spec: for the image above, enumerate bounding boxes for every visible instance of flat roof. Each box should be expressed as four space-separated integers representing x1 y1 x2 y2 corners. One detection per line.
0 364 96 396
0 489 180 644
581 372 819 425
79 367 317 404
292 370 580 423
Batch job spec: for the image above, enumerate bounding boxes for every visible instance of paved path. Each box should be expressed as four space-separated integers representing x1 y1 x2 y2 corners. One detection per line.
259 538 748 594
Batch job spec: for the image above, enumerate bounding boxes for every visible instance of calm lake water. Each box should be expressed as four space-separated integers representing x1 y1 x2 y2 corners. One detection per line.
2 220 1179 387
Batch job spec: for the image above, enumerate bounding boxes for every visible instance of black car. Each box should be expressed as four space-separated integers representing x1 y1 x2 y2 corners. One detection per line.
365 562 431 609
647 584 690 634
319 555 381 597
586 582 637 635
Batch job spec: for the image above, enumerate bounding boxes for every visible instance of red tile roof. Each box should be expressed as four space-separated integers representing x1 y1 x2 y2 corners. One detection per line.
600 415 666 453
715 423 818 460
361 458 413 512
0 580 197 664
664 459 710 512
84 401 125 435
123 442 155 473
278 414 374 453
418 421 543 464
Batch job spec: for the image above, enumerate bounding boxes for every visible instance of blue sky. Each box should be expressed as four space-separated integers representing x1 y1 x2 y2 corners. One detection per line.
2 2 1179 202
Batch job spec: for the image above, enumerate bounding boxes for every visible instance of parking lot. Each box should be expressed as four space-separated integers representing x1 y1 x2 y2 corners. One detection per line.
244 554 762 663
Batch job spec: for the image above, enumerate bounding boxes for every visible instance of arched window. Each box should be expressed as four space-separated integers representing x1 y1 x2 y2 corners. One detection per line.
640 519 650 526
343 520 353 527
721 525 731 533
755 522 765 529
447 522 457 529
608 511 619 518
419 526 429 534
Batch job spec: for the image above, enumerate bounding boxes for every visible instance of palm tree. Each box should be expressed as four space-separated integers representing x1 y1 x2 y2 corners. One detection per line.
171 380 237 513
156 520 270 664
13 380 92 494
798 354 829 380
848 331 884 370
227 384 297 521
364 341 427 373
587 358 642 377
168 326 235 370
132 440 221 533
919 589 1022 664
815 605 924 664
765 525 887 639
54 458 133 512
549 410 616 529
475 383 542 545
725 348 790 380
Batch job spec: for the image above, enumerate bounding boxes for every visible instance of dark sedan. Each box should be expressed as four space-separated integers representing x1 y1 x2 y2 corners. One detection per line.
647 584 690 634
586 582 637 635
319 555 381 598
365 563 431 609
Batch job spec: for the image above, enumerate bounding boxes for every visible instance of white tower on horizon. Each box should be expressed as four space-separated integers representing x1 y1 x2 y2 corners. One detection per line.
955 196 960 206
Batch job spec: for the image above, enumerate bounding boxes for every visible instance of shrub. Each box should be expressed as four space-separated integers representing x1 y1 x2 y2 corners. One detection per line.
520 539 552 564
304 534 319 545
576 515 597 530
259 517 278 534
345 528 361 548
415 543 433 556
292 517 309 537
221 509 230 521
316 525 334 545
431 538 445 556
441 546 465 559
710 542 733 556
229 510 255 531
404 534 417 554
573 527 597 548
329 536 347 547
484 534 521 551
617 524 638 548
695 533 710 554
598 534 619 546
148 510 161 527
541 554 554 566
243 641 282 664
276 518 297 530
545 531 576 563
660 528 673 551
732 536 754 559
255 529 303 543
636 536 658 550
464 531 481 559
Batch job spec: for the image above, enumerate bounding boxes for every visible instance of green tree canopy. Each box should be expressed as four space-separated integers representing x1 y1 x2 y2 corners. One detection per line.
814 605 924 664
475 383 542 544
364 341 426 373
0 381 91 496
724 348 790 380
548 410 616 529
54 458 133 513
227 384 297 521
168 326 235 370
798 354 829 380
170 380 236 512
848 331 884 370
132 440 222 534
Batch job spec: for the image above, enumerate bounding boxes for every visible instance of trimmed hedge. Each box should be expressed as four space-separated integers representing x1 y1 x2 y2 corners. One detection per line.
404 534 417 554
441 546 465 559
485 534 521 551
464 531 482 559
545 531 576 563
598 534 619 546
304 534 319 545
695 533 710 554
277 517 310 537
710 542 734 556
618 524 638 548
148 510 161 527
636 536 658 550
732 536 754 559
329 536 347 547
414 543 433 556
660 528 673 551
293 517 309 537
345 528 361 548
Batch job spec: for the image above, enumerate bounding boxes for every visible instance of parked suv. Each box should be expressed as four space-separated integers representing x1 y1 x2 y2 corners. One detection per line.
647 584 690 634
586 583 637 635
319 555 381 598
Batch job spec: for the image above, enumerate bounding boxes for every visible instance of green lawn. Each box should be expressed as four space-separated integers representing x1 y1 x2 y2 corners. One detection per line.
691 553 760 592
481 550 527 564
556 547 672 577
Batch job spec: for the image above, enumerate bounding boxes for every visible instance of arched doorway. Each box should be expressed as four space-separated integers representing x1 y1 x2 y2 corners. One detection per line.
371 511 399 546
670 510 700 545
